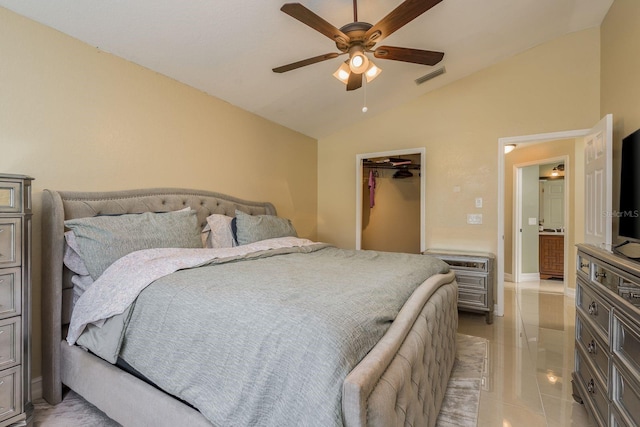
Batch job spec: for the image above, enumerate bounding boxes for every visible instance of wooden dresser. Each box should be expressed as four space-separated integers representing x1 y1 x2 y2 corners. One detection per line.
424 249 494 324
572 244 640 426
0 174 33 427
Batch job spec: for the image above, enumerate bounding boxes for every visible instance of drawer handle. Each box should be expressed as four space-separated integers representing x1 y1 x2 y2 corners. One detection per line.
587 340 597 354
580 262 589 269
595 271 607 279
588 301 598 315
587 379 596 394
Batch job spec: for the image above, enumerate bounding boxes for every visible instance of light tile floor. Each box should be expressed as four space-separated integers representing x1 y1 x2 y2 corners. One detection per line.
457 280 597 427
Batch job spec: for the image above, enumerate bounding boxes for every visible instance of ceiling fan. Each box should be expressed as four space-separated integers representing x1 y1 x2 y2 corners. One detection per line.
272 0 445 91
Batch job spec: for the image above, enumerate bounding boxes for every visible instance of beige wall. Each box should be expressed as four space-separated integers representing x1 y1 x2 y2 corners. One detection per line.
601 0 640 242
318 28 601 261
0 8 317 380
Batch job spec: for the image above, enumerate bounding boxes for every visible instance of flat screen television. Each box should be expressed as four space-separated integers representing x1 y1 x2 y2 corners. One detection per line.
616 128 640 258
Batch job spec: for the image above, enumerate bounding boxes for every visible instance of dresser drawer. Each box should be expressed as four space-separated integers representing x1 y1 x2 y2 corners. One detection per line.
455 272 487 290
617 276 640 309
575 347 609 426
0 365 21 423
577 281 611 341
577 253 591 279
612 311 640 378
0 318 20 370
0 268 20 320
577 312 609 385
0 219 21 268
612 363 640 427
592 261 621 294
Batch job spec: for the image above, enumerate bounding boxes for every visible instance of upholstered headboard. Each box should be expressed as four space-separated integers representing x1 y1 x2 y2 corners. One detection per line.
40 188 276 404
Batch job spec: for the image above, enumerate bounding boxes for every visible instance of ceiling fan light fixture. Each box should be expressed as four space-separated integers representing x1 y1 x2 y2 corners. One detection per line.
333 62 351 84
348 46 369 74
364 61 382 83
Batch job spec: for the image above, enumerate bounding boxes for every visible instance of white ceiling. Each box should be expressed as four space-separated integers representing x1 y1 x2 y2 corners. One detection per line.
0 0 613 139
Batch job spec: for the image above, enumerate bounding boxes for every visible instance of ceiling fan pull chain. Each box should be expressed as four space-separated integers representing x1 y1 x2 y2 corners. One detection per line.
362 80 368 113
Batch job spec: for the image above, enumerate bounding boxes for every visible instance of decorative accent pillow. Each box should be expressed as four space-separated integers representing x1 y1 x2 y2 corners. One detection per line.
64 209 202 280
63 230 91 276
204 214 236 248
234 209 297 245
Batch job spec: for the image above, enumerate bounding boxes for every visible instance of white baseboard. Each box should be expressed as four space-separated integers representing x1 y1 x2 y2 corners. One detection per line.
32 376 42 400
518 273 540 282
504 272 513 282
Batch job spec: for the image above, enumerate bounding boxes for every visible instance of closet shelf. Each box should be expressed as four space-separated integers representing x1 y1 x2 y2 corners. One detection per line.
363 161 421 170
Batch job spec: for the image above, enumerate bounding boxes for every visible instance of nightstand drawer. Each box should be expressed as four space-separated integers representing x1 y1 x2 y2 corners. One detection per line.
458 289 486 308
455 272 487 290
0 318 21 370
0 268 20 320
0 219 21 268
0 182 21 213
0 366 21 423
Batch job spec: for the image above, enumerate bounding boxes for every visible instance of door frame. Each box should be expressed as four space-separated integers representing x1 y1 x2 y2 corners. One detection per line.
497 129 589 317
513 155 569 286
355 147 426 251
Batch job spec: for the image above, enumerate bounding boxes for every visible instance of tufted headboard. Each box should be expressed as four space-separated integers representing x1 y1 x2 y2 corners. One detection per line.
40 188 276 404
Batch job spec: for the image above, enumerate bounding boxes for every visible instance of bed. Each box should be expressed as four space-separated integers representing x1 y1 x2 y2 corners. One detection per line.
40 187 458 427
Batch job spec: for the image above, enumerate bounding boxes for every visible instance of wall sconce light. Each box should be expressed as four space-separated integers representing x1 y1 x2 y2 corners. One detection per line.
504 144 516 154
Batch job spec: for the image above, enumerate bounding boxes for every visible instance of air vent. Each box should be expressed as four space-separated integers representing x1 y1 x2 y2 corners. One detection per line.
415 67 446 85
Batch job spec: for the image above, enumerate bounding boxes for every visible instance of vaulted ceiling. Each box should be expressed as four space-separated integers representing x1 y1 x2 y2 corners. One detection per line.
0 0 613 138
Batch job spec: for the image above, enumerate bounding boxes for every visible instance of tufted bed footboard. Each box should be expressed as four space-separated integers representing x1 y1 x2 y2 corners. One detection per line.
343 272 458 427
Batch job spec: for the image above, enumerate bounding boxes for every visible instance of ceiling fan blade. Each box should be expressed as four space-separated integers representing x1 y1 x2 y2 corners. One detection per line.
374 46 444 66
365 0 443 43
281 3 350 44
346 72 362 91
272 53 340 73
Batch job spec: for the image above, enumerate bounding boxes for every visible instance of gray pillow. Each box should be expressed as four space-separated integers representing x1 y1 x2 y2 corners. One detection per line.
65 209 202 279
234 209 297 245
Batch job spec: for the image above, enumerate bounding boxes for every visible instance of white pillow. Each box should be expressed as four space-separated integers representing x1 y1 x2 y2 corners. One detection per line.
205 214 236 248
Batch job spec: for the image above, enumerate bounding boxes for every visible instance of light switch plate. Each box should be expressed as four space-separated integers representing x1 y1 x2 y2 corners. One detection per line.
467 214 483 224
528 217 537 225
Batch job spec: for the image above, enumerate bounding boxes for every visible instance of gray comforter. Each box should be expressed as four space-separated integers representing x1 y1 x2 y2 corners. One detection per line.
74 238 449 426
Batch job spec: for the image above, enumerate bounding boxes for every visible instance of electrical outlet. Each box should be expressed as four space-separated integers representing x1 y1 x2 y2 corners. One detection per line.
467 214 483 224
475 197 483 208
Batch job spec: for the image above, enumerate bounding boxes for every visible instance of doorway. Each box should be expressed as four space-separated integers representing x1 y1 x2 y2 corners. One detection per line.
355 148 426 252
496 115 612 317
512 156 569 287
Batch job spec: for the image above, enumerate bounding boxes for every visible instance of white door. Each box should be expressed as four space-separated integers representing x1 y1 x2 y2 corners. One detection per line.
584 114 613 249
543 180 564 230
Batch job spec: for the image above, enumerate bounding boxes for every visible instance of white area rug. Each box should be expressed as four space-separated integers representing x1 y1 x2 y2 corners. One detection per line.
34 333 486 426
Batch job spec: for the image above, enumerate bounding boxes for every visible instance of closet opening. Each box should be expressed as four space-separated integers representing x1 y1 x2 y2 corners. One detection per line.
355 148 426 253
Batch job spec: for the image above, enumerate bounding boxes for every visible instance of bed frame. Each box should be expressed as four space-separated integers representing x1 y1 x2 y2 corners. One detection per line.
41 187 458 427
